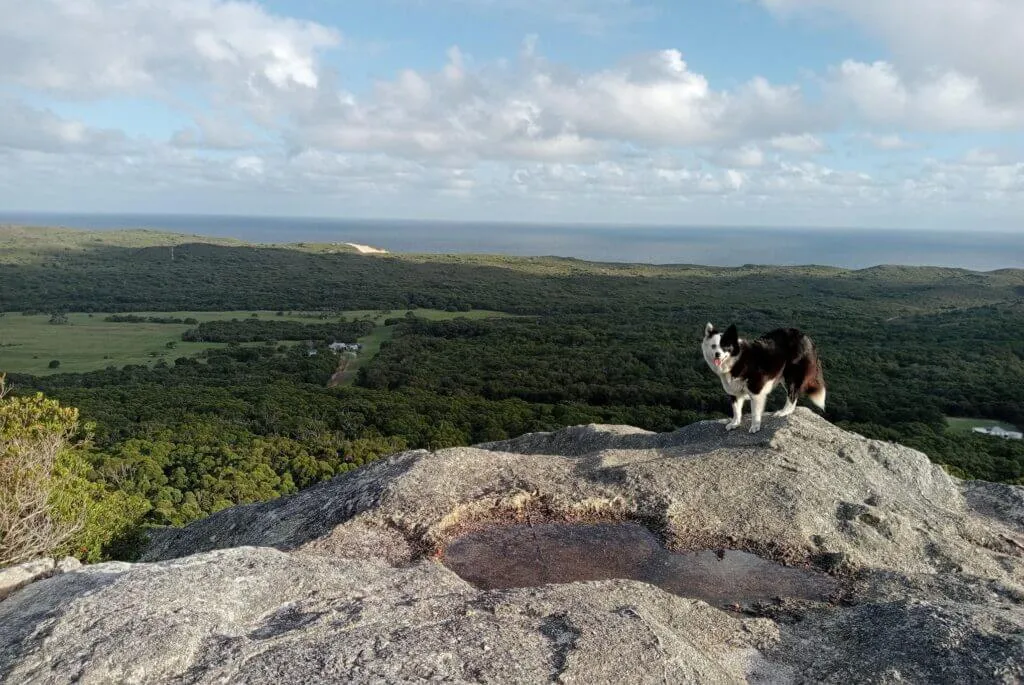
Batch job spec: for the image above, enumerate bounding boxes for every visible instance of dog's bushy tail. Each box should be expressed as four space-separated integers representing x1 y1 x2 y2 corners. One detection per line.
800 338 827 410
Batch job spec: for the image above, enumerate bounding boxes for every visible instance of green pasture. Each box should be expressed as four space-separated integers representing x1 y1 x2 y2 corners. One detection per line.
0 309 511 376
945 416 1020 434
0 313 220 375
337 326 395 385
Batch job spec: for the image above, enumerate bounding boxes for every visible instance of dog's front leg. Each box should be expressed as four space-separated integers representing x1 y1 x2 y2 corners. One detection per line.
725 395 744 431
749 392 768 433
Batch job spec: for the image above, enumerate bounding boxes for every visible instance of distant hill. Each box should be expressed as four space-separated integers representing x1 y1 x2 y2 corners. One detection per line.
2 225 1022 315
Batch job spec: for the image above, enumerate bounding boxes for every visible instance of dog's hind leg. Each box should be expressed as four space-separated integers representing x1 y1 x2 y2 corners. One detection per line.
775 397 797 417
775 376 800 417
776 360 807 417
725 395 745 431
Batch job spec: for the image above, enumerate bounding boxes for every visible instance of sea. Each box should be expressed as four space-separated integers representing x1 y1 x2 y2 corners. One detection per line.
2 212 1022 271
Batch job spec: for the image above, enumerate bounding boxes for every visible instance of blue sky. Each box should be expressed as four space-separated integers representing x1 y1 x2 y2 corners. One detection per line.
0 0 1021 230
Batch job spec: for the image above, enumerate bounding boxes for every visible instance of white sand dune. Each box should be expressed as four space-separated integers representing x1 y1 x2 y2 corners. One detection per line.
344 242 388 254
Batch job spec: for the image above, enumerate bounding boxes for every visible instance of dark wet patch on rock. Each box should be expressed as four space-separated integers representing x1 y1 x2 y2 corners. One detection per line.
442 522 839 608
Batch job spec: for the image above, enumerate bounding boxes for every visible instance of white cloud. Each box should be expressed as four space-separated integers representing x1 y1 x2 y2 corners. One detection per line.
760 0 1023 105
540 56 819 147
704 145 766 169
826 60 1024 131
910 156 1024 201
0 0 340 99
231 155 266 177
1 139 1020 228
960 148 1019 167
506 159 753 200
490 152 1023 217
0 0 1020 227
769 133 827 154
290 46 820 162
171 114 262 150
0 98 128 154
409 0 657 34
761 0 1024 133
856 133 916 151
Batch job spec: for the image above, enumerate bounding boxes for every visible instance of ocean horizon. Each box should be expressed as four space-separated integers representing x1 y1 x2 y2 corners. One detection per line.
2 212 1022 272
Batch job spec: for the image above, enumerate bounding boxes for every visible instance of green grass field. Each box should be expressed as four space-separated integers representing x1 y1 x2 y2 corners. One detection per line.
0 309 511 376
0 313 225 375
338 326 395 385
945 416 1021 434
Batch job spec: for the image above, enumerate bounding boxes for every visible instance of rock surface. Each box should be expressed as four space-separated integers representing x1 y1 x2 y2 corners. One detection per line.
2 409 1023 683
0 556 84 602
55 557 81 574
0 559 55 601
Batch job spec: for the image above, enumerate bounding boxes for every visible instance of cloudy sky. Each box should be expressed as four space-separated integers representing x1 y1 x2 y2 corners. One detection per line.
0 0 1021 230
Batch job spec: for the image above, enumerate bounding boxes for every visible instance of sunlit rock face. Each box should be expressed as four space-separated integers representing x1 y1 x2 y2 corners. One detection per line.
2 409 1023 683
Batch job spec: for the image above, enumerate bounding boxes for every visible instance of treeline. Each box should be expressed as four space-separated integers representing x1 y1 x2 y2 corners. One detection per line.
3 241 1022 319
181 319 375 343
2 244 486 313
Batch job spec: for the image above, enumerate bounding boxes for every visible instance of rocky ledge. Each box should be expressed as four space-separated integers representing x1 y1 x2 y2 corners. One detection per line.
1 409 1022 683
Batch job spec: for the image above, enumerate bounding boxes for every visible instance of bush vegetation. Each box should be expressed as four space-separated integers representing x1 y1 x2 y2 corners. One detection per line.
1 228 1022 563
0 375 148 566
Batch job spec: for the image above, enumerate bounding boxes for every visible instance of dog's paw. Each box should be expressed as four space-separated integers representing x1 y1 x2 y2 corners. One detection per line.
725 421 741 431
748 422 762 434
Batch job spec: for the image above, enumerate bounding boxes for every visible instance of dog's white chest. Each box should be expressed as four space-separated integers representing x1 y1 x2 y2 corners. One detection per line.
719 374 748 398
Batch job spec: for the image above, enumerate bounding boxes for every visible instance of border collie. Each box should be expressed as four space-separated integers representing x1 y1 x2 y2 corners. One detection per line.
702 323 827 433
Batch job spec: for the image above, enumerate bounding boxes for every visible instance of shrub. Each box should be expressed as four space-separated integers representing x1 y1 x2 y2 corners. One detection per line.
48 360 60 369
0 377 80 566
0 376 149 566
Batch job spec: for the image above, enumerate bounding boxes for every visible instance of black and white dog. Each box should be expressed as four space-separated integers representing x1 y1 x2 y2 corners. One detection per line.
702 322 827 433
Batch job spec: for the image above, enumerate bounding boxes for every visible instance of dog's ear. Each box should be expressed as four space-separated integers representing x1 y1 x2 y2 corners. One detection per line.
704 322 715 338
721 324 739 349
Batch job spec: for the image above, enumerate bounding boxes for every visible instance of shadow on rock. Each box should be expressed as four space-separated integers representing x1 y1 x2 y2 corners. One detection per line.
0 566 129 679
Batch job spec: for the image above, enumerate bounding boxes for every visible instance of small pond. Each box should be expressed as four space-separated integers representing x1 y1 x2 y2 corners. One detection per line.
442 522 837 607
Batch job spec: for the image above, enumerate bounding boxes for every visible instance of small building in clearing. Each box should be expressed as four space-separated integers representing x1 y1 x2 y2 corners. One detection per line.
972 426 1023 440
329 342 362 353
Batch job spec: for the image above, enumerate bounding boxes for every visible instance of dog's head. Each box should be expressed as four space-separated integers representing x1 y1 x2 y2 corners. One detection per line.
702 322 739 372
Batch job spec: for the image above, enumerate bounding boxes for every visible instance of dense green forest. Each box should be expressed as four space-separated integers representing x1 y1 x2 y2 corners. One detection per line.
2 226 1023 561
